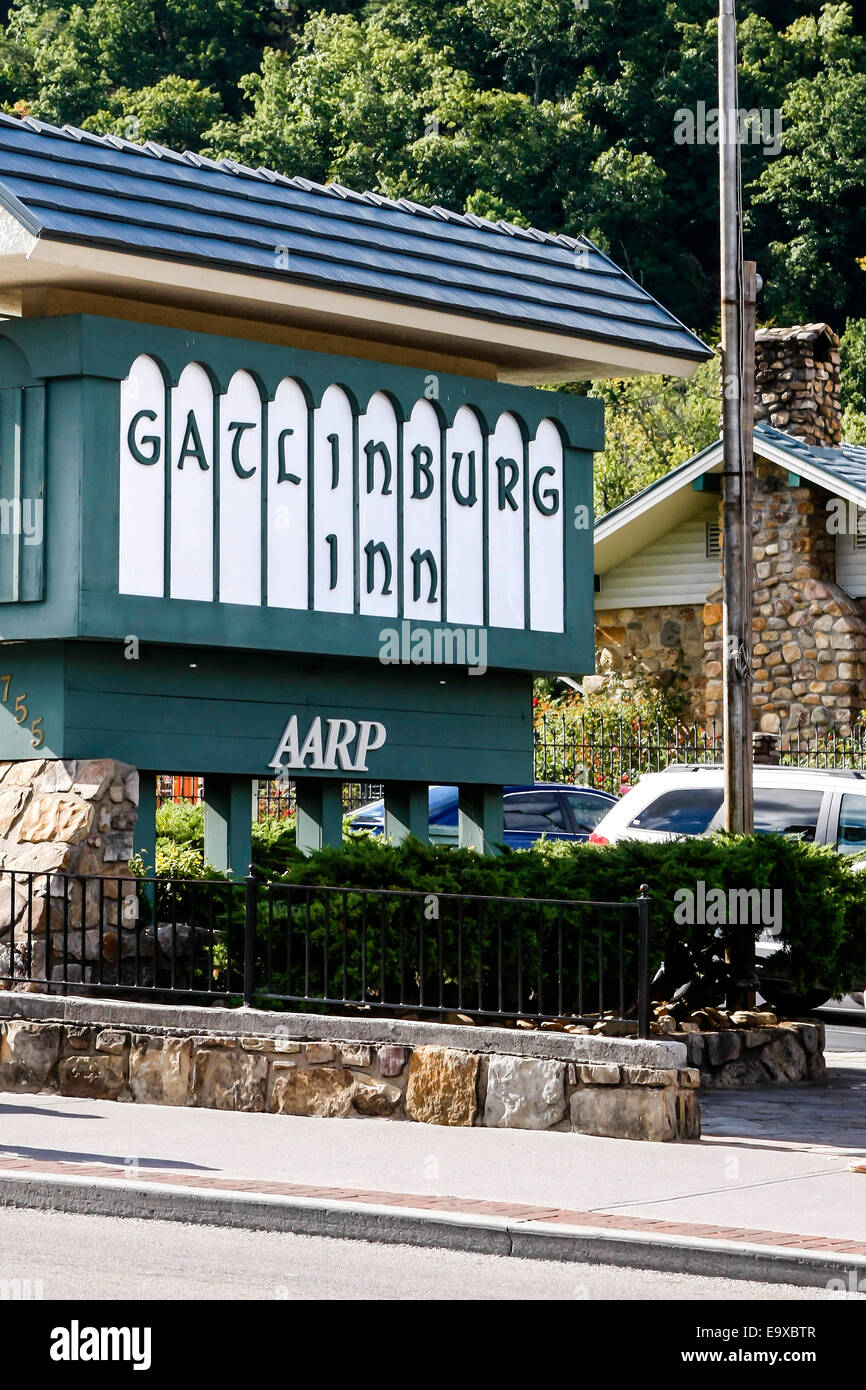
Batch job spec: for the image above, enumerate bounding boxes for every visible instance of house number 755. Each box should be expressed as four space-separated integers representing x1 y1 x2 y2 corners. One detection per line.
0 675 44 747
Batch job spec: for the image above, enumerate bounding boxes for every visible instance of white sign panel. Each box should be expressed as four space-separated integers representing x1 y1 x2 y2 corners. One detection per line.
445 406 484 627
169 362 214 602
119 354 165 597
487 412 525 630
118 358 567 634
266 377 308 610
402 398 442 621
219 369 262 606
313 384 354 614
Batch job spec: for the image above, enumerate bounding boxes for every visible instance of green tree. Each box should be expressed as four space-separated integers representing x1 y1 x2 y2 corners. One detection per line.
591 355 720 517
205 11 456 186
83 75 222 148
0 0 272 123
840 316 866 441
1 0 866 339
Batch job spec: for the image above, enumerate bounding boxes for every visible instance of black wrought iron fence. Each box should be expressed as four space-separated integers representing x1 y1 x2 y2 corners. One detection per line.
255 780 383 819
256 879 651 1031
0 867 652 1034
0 868 244 1002
533 714 866 793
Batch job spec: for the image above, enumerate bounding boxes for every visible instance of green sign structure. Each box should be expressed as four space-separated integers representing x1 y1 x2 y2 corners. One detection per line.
0 313 600 865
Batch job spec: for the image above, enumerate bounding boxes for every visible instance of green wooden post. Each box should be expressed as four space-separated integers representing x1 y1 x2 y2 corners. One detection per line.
458 784 503 855
295 778 343 856
383 781 429 845
204 774 253 880
134 770 158 877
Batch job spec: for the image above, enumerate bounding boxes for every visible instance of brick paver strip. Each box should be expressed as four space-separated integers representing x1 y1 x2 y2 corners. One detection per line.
0 1152 863 1256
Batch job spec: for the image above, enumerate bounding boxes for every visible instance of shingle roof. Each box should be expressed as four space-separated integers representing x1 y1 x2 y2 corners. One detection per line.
0 113 710 364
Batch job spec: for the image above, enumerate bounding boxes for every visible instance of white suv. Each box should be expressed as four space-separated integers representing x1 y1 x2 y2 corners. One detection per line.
589 764 866 851
589 764 866 1014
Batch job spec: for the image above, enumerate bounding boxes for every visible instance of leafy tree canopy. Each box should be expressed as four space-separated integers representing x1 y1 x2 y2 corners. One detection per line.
0 0 863 341
1 0 865 510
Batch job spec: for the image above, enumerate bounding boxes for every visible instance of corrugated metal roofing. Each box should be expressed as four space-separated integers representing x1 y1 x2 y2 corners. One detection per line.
0 114 710 363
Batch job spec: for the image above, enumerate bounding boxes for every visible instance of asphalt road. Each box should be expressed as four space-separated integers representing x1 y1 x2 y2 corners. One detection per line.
820 1012 866 1052
0 1207 856 1301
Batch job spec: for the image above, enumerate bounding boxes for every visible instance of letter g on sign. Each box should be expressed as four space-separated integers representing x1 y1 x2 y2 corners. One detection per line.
127 410 162 465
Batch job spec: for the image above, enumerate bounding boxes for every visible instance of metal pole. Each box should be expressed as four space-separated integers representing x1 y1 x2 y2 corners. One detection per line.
719 0 756 1008
243 863 259 1007
637 884 651 1039
720 0 748 834
741 261 756 834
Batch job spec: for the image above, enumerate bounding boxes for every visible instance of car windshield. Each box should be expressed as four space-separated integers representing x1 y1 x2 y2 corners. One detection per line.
628 786 724 835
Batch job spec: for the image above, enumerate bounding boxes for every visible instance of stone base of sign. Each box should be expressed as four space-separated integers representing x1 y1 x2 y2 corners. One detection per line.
0 995 700 1141
0 758 140 985
671 1021 826 1086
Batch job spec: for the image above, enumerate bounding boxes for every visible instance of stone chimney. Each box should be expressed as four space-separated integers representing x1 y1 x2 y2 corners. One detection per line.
703 321 866 737
753 323 841 447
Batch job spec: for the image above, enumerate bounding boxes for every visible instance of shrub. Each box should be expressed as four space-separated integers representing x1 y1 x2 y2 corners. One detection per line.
262 833 866 1007
138 822 866 1009
155 800 204 846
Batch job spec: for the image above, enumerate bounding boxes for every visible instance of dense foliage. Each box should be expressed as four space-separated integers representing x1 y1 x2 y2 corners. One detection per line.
153 813 866 1004
3 0 866 342
269 833 866 1000
150 800 298 878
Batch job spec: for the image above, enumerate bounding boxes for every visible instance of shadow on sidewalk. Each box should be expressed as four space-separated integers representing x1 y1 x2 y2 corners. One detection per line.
0 1103 95 1119
699 1057 866 1155
0 1144 217 1171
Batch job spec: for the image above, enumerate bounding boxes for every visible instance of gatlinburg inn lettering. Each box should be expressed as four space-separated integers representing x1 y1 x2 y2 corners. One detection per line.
118 356 571 633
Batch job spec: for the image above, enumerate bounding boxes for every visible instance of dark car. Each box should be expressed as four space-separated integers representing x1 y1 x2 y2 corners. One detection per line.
347 782 617 849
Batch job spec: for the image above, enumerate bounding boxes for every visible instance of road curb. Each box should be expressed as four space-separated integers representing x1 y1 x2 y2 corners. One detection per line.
0 1169 863 1290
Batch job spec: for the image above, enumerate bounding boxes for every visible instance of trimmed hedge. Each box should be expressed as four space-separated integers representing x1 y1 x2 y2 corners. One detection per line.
271 833 865 1000
148 824 866 1004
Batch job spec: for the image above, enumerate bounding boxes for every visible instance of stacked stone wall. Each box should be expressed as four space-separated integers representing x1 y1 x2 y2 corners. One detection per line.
753 323 841 446
664 1020 824 1087
702 461 866 733
0 759 139 986
0 1002 701 1142
593 604 706 717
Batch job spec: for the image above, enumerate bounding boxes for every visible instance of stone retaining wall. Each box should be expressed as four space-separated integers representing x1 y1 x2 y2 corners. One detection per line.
0 995 699 1142
672 1020 825 1087
593 605 705 717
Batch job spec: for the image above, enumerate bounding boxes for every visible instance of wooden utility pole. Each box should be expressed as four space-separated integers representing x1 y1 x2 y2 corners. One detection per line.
719 0 756 1006
741 262 756 830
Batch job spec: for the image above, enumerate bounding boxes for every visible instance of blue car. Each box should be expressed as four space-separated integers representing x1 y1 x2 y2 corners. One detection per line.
347 783 617 849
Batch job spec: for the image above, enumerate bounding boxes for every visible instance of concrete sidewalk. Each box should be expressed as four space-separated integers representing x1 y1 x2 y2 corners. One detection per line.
0 1050 863 1288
